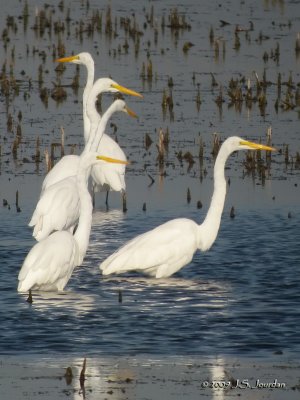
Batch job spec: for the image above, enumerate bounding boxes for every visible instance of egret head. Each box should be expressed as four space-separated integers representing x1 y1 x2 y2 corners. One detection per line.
111 99 138 118
224 136 276 152
87 78 142 108
55 52 94 66
103 78 143 98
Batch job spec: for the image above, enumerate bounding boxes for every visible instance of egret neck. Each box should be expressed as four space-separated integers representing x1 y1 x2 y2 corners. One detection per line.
197 143 229 251
82 59 95 143
73 153 94 265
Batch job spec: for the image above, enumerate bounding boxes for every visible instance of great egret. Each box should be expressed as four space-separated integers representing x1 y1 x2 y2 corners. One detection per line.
90 134 128 209
100 137 276 278
56 52 137 209
18 152 128 292
56 52 94 142
29 99 136 241
41 77 141 192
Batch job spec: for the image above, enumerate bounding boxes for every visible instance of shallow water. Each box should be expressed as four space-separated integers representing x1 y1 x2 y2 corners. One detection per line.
1 191 300 358
0 0 300 359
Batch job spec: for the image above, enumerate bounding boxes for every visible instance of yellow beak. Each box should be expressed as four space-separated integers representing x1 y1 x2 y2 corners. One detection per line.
111 83 143 98
55 55 79 63
125 105 138 118
96 155 130 165
240 140 277 151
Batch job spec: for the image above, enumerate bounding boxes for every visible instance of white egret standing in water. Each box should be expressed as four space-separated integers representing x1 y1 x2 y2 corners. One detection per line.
18 153 128 292
56 52 138 209
100 137 276 278
29 97 137 242
41 77 142 192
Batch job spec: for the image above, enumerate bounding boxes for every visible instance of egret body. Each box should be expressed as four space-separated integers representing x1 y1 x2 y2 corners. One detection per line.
100 137 276 278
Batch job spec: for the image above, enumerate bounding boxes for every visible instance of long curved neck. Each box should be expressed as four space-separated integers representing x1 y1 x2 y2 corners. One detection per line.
83 88 101 154
198 145 230 251
89 104 116 152
74 154 94 264
82 62 95 143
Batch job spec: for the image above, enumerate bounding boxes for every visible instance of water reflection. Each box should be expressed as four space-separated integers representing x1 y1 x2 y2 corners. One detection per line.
210 358 225 400
92 209 125 227
101 275 232 308
26 290 97 316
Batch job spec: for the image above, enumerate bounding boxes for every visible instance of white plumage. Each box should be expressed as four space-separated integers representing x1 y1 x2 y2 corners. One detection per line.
100 137 276 278
40 75 141 193
56 52 139 206
30 93 137 242
19 152 95 292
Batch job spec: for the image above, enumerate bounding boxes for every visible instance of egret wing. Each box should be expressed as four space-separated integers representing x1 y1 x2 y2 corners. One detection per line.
30 177 80 241
18 232 77 292
41 155 79 192
91 134 126 192
100 218 199 277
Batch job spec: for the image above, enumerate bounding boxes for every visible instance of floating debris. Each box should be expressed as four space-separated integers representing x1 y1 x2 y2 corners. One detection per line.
156 128 166 165
230 206 235 219
187 187 191 203
7 113 13 132
209 26 214 45
146 58 153 82
167 76 174 88
284 144 289 165
26 289 33 304
33 137 40 164
196 83 201 111
118 289 123 303
197 200 202 209
211 133 220 158
233 32 241 51
183 151 195 171
210 73 218 88
182 41 194 54
40 87 49 107
199 138 204 165
168 8 191 31
295 33 300 56
60 126 65 157
147 173 155 186
12 137 19 160
16 190 21 212
64 366 73 385
122 192 127 213
145 133 153 150
44 149 51 172
51 83 67 102
79 358 86 387
215 85 224 108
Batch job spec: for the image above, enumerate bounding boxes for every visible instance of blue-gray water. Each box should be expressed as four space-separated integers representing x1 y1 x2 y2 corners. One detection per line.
0 0 300 360
1 195 300 358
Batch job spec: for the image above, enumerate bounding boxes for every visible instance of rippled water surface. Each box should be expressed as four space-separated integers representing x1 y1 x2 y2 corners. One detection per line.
1 199 300 357
0 0 300 359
